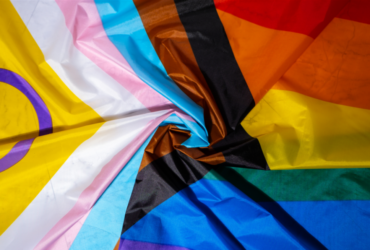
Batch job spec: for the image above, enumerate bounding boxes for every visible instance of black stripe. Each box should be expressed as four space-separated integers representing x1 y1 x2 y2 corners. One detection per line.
122 150 211 234
174 0 254 132
122 131 268 234
213 124 269 169
173 1 268 169
122 0 269 233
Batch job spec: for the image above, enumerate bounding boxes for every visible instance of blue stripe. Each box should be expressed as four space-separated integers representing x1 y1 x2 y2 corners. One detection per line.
121 179 322 250
94 0 208 147
258 200 370 250
122 176 370 250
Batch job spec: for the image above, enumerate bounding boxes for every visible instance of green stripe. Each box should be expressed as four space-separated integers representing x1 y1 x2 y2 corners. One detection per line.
204 167 370 201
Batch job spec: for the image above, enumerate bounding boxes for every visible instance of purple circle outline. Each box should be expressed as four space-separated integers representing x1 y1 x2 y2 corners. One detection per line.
0 68 52 172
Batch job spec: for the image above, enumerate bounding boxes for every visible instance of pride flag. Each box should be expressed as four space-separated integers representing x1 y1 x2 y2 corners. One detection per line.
1 0 370 249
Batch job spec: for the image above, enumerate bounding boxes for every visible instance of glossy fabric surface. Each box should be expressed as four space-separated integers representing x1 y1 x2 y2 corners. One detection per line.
1 0 370 249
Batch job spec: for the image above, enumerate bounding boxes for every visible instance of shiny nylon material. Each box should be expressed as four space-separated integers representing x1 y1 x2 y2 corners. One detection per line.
1 0 370 249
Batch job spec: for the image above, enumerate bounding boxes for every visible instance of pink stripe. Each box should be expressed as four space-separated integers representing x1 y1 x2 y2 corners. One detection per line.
147 106 196 123
63 211 91 249
35 110 178 250
175 111 196 123
54 0 171 111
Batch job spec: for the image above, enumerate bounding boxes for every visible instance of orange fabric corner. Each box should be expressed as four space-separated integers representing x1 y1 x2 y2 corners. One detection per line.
217 9 313 104
274 17 370 110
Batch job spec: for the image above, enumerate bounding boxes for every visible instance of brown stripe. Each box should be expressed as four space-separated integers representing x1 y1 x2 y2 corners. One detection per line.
139 125 190 171
134 0 267 172
133 0 226 143
139 125 225 172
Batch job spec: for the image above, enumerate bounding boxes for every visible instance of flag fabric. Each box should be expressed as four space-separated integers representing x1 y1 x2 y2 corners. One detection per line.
1 0 370 249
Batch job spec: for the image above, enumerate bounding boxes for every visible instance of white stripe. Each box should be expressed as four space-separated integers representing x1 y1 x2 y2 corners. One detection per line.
0 110 168 250
11 0 147 119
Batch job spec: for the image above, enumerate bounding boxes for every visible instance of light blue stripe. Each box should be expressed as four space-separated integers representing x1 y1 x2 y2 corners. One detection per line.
94 0 208 147
70 113 202 249
160 114 208 148
70 130 156 250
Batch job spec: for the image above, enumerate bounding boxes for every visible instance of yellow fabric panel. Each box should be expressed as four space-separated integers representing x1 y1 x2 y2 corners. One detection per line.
217 9 312 104
0 141 17 159
0 1 105 234
0 121 103 235
0 1 104 145
241 89 370 170
0 84 39 142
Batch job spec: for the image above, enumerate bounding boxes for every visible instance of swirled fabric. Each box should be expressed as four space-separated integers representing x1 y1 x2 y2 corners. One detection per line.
1 0 370 249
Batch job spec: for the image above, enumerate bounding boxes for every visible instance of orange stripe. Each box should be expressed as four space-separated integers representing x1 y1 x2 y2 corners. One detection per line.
113 239 119 250
217 9 312 104
274 18 370 110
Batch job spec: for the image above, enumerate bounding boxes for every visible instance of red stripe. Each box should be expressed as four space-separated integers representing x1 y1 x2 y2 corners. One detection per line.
338 0 370 25
214 0 349 38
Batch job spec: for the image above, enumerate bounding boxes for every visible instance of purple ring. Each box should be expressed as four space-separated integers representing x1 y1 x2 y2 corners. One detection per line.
0 68 52 172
